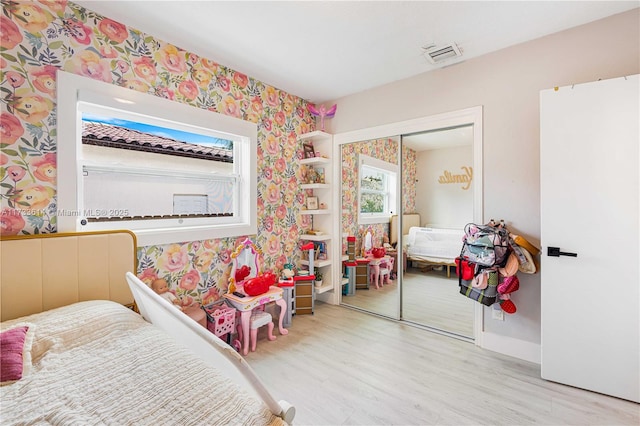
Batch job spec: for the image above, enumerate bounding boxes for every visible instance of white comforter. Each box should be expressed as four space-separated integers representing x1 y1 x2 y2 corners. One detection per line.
405 226 464 262
0 301 284 426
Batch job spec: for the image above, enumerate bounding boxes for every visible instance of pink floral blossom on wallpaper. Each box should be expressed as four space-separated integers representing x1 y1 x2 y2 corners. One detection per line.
64 50 112 82
0 112 24 144
98 17 128 43
178 80 198 100
6 165 25 182
31 65 57 95
156 43 187 74
132 56 158 83
138 268 159 286
0 15 22 49
158 244 189 272
6 71 24 88
179 270 200 291
1 208 25 235
31 153 56 182
40 1 69 15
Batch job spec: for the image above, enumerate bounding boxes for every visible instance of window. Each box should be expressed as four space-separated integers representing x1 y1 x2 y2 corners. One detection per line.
358 154 397 224
57 71 257 246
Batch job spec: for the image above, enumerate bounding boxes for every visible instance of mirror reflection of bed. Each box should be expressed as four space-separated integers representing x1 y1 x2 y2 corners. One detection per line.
393 214 475 337
340 126 475 339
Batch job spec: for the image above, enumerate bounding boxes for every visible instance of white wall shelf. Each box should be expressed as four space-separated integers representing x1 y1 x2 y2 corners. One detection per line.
300 259 332 268
315 282 333 294
300 157 330 166
301 209 330 215
300 183 330 190
298 130 336 305
300 234 331 241
298 130 329 141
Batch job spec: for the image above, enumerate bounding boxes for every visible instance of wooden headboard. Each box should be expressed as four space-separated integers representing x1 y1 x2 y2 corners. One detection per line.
0 230 137 321
390 214 421 246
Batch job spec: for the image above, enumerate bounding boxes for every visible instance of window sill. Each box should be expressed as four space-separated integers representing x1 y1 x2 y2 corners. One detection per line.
78 218 255 246
358 215 390 225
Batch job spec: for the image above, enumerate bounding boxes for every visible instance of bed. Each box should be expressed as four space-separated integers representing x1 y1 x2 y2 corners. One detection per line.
0 231 294 425
390 214 464 277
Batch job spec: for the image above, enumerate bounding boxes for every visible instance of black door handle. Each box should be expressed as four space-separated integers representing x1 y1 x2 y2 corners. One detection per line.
547 247 577 257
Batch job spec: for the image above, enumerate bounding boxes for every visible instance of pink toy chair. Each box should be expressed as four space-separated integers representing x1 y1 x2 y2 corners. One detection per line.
237 308 276 353
380 257 394 285
370 256 395 288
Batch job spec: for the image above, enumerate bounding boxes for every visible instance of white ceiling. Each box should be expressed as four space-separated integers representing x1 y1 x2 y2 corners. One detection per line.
75 1 638 103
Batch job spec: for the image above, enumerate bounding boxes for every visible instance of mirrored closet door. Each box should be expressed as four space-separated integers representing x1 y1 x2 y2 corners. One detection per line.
339 136 401 319
399 127 475 339
336 107 483 341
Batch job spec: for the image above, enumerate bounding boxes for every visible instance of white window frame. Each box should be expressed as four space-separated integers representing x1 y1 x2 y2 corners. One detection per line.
358 154 397 225
57 71 257 246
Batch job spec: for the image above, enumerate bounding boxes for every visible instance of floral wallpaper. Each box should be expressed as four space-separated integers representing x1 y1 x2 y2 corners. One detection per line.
340 138 416 255
0 0 315 306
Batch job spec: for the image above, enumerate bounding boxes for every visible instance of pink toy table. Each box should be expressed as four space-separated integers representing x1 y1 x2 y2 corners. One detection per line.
224 286 288 355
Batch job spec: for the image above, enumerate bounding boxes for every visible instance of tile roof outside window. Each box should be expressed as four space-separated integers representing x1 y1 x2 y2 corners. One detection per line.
82 122 233 162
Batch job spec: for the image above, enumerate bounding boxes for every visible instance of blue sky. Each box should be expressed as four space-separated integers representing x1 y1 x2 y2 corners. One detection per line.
82 113 232 147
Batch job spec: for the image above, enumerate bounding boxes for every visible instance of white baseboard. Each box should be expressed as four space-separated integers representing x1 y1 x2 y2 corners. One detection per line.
480 332 541 364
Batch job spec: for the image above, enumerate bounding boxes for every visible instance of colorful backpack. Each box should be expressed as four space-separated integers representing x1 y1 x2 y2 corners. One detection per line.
460 222 510 268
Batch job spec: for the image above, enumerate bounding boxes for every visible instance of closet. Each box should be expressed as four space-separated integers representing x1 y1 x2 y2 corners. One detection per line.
335 107 484 340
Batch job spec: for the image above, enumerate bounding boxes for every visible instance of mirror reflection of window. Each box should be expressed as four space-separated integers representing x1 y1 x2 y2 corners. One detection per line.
364 229 373 251
361 166 386 213
358 154 397 224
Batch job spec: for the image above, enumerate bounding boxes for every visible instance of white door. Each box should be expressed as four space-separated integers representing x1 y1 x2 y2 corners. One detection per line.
540 75 639 403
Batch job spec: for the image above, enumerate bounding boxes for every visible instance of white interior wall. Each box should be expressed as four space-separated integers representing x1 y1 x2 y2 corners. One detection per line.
325 9 639 354
416 146 473 229
82 145 233 215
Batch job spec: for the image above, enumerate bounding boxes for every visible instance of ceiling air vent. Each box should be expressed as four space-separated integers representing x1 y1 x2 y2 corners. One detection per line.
423 43 462 64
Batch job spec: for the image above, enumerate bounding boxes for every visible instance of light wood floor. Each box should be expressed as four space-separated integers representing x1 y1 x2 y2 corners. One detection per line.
248 303 639 426
342 266 475 337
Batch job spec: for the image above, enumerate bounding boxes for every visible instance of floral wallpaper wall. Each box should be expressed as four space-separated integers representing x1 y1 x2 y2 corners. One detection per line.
340 138 416 255
0 0 315 306
402 145 417 213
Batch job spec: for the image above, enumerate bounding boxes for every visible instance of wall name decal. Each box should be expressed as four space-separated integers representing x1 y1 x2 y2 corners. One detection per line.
438 166 473 190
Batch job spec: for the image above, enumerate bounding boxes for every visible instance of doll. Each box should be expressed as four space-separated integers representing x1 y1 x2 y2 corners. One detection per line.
382 233 392 249
151 278 183 311
151 278 208 328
